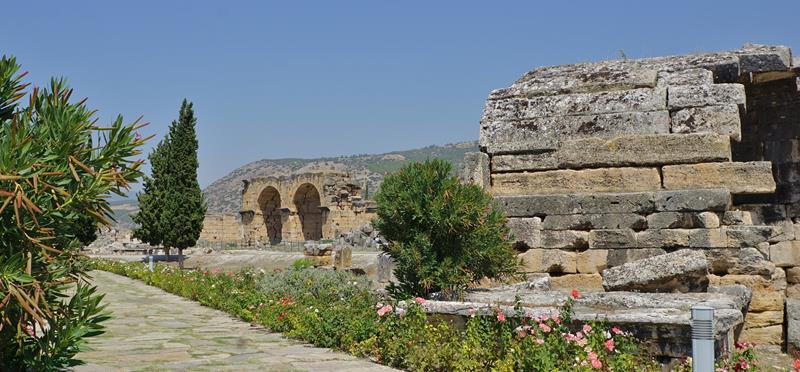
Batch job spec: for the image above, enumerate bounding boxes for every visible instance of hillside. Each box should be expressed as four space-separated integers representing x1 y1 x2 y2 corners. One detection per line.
202 141 478 213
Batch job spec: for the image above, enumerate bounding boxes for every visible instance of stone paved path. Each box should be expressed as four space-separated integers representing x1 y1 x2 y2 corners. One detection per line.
75 271 397 371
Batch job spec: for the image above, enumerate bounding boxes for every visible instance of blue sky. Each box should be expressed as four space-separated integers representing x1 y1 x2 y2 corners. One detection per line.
3 1 798 188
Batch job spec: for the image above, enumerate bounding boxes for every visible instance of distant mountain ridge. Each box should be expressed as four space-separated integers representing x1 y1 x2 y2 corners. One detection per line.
201 141 479 214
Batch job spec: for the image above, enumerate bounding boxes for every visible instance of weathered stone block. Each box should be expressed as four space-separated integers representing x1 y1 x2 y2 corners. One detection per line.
670 104 742 141
653 188 730 212
496 192 656 217
491 167 662 196
480 111 670 154
541 230 589 249
542 213 646 231
705 247 774 276
749 291 785 312
737 44 793 73
660 68 714 86
787 299 800 353
491 133 731 172
769 241 800 267
550 273 604 292
507 217 542 249
693 212 721 228
501 64 658 98
787 267 800 284
519 249 577 274
662 162 776 194
745 311 784 328
725 226 780 247
636 229 727 248
460 152 490 188
667 84 746 109
647 212 693 229
577 249 608 274
482 87 666 122
606 248 666 267
722 211 753 225
787 284 800 299
333 245 353 269
739 325 783 345
588 229 637 249
602 249 709 292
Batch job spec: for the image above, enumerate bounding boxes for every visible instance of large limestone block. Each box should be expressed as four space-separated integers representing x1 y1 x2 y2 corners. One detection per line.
542 213 646 231
787 267 800 284
739 325 783 345
708 270 787 292
541 230 589 249
482 87 666 121
496 192 655 216
659 68 714 86
492 133 732 172
507 217 542 249
459 152 490 188
500 64 658 98
744 311 784 328
736 44 793 73
636 228 727 248
601 249 709 292
788 299 800 353
606 248 666 268
667 84 746 109
491 167 662 196
588 229 637 249
722 211 753 226
646 211 720 229
550 273 604 292
518 249 577 274
662 162 776 194
670 104 742 141
769 241 800 267
748 291 786 312
653 188 730 212
725 225 781 247
705 247 775 276
480 111 670 154
577 249 609 274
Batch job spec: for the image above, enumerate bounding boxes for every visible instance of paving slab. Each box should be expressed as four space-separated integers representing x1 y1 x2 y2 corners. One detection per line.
75 270 396 372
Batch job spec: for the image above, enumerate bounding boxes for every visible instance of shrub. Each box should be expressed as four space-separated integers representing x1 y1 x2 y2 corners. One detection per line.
373 159 518 298
290 257 315 270
0 56 144 369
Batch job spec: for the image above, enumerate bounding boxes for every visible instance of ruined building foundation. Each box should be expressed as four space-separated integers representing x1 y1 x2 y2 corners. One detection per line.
462 44 800 350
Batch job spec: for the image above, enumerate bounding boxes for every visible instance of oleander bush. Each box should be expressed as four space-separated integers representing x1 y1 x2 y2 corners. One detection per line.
94 260 661 371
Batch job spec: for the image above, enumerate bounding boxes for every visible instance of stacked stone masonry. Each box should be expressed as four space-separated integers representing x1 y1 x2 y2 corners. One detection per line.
465 44 800 347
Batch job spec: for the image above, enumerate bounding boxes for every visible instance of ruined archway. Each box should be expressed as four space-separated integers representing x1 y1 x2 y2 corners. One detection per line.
258 186 283 244
293 183 323 241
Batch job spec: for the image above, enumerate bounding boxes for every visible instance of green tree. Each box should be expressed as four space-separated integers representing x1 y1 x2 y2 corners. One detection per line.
373 159 518 299
0 55 146 369
132 138 168 250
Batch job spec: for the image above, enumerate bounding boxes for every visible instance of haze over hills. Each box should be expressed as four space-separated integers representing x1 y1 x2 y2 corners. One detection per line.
201 141 478 214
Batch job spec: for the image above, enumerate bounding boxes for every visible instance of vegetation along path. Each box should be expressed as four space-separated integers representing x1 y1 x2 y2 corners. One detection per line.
75 270 397 371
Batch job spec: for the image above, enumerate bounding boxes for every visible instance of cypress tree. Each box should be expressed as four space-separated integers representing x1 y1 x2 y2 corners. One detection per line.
132 138 168 251
161 99 206 267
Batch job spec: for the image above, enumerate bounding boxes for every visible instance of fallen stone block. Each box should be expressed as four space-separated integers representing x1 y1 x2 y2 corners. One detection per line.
662 161 776 194
491 167 662 195
518 249 577 274
479 111 670 154
588 229 637 249
543 213 646 231
601 249 709 292
653 188 730 212
667 83 746 109
670 104 742 141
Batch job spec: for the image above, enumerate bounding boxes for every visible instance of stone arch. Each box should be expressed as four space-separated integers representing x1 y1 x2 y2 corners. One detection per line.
293 183 323 241
258 186 283 244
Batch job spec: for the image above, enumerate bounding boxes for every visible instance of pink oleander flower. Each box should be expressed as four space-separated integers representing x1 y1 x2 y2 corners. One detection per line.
605 338 615 352
414 297 426 304
497 312 506 322
576 338 588 347
612 326 623 335
583 324 592 333
211 267 221 274
468 308 476 317
591 359 603 369
552 312 561 324
377 304 393 317
535 338 545 345
539 323 552 333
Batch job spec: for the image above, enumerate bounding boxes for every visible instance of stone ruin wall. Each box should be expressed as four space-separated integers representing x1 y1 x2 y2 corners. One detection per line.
239 172 375 245
198 213 241 243
464 44 800 346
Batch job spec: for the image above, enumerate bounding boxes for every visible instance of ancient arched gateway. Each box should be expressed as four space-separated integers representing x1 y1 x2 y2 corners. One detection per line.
239 172 375 245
